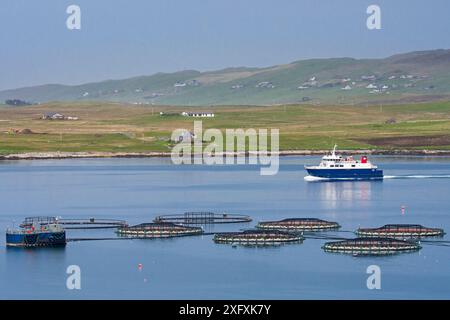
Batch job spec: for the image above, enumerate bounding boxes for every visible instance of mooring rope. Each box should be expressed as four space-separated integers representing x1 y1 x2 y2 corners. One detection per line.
334 230 357 233
419 239 450 248
303 234 351 241
67 237 135 242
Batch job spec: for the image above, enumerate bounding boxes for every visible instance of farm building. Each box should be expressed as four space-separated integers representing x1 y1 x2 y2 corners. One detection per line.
42 113 78 120
171 130 196 143
42 112 65 120
181 111 215 118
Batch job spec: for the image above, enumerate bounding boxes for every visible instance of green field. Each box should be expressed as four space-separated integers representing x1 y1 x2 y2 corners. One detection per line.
1 101 450 154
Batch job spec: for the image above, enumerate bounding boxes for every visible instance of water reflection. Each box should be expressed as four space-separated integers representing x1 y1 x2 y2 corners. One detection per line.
306 180 382 210
6 246 67 271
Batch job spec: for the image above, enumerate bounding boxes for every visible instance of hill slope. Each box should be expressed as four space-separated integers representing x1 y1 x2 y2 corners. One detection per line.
1 49 450 106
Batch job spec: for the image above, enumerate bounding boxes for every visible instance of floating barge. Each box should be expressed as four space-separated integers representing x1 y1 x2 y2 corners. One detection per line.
322 237 421 255
154 212 252 224
256 218 340 231
6 216 66 248
356 224 445 238
116 222 203 238
214 230 304 245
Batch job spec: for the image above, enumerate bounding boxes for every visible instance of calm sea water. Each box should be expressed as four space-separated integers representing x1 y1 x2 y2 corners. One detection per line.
0 156 449 299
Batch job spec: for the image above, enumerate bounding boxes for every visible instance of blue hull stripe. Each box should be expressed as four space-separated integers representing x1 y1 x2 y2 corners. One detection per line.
306 168 383 179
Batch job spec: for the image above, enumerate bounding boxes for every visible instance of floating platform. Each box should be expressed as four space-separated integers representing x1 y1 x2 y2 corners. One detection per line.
116 222 203 238
322 237 421 255
7 216 66 248
356 224 445 238
256 218 340 231
58 218 128 229
213 230 304 245
154 212 252 224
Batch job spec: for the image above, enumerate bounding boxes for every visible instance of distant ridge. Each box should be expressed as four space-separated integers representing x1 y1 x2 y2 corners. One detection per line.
1 49 449 106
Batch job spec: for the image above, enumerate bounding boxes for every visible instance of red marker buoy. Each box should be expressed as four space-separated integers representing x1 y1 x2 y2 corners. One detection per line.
401 205 406 215
138 263 143 271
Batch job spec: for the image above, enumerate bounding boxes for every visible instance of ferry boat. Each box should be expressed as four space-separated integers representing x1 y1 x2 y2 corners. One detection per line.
305 145 383 180
6 216 66 247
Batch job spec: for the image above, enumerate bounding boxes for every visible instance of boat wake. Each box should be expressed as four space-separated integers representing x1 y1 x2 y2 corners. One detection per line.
384 175 450 179
303 175 373 181
304 175 328 181
304 174 450 181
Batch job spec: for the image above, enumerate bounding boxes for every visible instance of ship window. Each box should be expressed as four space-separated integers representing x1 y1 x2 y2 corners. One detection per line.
352 165 356 167
330 165 334 167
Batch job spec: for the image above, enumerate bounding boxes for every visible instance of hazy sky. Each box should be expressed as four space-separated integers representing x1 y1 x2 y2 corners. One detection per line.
1 0 449 90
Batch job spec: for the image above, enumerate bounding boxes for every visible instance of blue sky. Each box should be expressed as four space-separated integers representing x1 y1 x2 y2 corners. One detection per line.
0 0 449 90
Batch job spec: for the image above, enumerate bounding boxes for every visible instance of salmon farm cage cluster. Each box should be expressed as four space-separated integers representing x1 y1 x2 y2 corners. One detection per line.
213 230 304 245
356 224 445 238
8 215 446 257
256 218 340 231
117 222 203 238
322 237 422 255
153 212 252 224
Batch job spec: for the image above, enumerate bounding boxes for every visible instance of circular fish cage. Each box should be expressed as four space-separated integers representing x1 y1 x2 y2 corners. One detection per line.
356 224 445 238
322 237 421 255
154 212 252 224
58 218 128 229
117 222 203 238
213 230 304 245
256 218 340 231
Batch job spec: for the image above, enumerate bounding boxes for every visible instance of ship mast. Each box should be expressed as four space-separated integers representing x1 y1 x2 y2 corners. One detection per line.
331 144 337 157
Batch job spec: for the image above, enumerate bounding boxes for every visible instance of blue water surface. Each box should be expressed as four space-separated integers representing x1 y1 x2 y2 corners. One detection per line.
0 156 449 299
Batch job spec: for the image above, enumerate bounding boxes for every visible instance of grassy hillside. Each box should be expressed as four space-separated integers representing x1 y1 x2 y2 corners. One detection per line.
1 101 450 154
1 49 450 106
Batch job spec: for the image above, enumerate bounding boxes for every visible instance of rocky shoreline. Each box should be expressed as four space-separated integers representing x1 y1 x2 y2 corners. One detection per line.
1 149 450 160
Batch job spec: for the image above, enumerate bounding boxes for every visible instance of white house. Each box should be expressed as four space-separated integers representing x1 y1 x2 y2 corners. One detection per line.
42 112 65 120
172 130 196 143
341 85 352 90
42 112 78 120
366 84 378 89
181 111 215 118
361 75 376 81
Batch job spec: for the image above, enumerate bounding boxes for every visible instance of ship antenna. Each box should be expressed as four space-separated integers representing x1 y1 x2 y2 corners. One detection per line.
332 144 337 156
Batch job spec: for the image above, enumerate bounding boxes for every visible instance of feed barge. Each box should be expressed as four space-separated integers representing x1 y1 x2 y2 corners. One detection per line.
356 224 445 238
6 216 66 248
322 237 421 255
154 212 252 224
256 218 340 231
117 222 203 238
214 230 304 245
